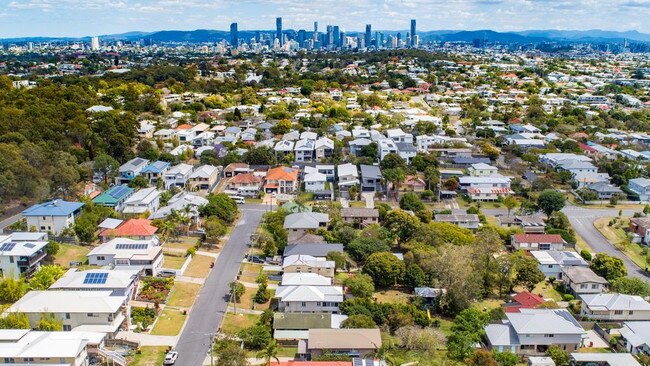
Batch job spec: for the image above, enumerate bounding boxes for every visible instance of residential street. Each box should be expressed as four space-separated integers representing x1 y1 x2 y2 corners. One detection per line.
173 204 266 366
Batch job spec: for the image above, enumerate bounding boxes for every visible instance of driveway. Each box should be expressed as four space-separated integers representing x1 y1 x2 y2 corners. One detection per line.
173 204 267 366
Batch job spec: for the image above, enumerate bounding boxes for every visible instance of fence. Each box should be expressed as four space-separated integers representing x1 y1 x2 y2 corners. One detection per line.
177 254 192 276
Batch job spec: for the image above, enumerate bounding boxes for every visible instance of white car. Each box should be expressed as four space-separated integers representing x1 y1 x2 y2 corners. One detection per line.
163 351 178 365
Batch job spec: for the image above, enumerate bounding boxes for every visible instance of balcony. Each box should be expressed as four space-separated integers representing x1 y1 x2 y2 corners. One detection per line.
17 251 47 267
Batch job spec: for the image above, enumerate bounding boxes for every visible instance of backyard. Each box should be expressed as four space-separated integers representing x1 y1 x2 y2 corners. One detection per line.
53 243 90 267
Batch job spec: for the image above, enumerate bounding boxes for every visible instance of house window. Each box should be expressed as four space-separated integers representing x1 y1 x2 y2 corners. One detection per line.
539 244 551 250
4 358 15 364
630 311 634 315
9 257 13 264
614 310 623 315
63 325 71 331
65 313 70 319
580 284 588 289
301 302 306 307
544 334 554 338
592 284 599 289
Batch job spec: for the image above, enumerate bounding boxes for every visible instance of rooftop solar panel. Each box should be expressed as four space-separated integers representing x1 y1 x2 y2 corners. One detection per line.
0 243 16 251
83 272 108 284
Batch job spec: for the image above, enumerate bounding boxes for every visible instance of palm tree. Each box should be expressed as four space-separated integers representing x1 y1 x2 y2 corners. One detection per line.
256 339 279 365
373 342 396 366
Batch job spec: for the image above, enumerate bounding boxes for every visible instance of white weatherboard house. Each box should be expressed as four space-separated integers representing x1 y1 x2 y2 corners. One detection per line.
579 293 650 321
275 285 343 313
87 238 163 276
121 188 161 215
50 268 139 301
6 291 126 335
0 232 48 279
22 200 84 235
530 250 588 279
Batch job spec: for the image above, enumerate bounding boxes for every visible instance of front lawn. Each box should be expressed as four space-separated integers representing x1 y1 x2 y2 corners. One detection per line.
220 313 258 335
53 243 90 267
128 346 168 366
163 253 187 270
150 309 186 336
183 254 214 278
236 286 274 310
166 282 201 308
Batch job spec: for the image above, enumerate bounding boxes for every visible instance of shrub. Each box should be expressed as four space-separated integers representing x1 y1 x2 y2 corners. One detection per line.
562 294 574 301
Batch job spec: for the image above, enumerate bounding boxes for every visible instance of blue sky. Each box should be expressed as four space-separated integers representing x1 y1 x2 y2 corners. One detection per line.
1 0 649 38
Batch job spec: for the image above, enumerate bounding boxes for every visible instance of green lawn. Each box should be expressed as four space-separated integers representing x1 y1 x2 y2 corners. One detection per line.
163 253 187 270
166 282 201 308
374 289 413 305
593 217 649 268
220 313 258 335
533 280 563 302
54 243 90 267
183 254 214 278
164 237 197 251
277 347 298 358
128 346 168 366
472 298 505 311
150 309 186 336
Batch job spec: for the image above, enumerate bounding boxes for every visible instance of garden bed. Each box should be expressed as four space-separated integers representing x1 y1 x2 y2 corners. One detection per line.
137 277 173 303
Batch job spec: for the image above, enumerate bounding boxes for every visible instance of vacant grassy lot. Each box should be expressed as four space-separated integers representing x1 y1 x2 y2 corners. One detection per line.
162 253 187 270
239 263 263 283
166 282 201 308
374 289 413 305
533 281 563 302
236 286 274 310
220 313 258 335
183 254 214 278
54 244 89 267
128 346 168 366
164 237 197 251
150 309 186 336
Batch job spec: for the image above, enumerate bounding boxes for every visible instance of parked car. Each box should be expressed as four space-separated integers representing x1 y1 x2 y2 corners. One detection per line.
247 255 264 264
158 269 177 278
163 351 178 365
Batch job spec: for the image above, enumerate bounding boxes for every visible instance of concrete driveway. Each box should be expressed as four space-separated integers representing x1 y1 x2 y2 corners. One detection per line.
173 204 266 366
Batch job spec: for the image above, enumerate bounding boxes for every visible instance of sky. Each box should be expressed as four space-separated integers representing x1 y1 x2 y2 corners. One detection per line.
0 0 649 38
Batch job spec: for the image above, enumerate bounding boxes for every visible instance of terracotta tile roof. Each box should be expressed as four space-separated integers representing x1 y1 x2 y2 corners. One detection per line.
512 234 564 244
100 218 158 237
176 124 192 130
230 173 261 184
266 166 298 181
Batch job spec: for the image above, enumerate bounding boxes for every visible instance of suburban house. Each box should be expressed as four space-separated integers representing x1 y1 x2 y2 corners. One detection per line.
282 255 335 278
584 182 624 200
22 200 84 234
300 328 382 358
121 188 161 215
281 273 332 286
434 214 480 230
92 185 134 211
0 329 107 366
227 173 262 197
468 163 498 177
304 172 328 194
349 138 371 156
511 234 566 251
484 309 585 356
580 293 650 321
497 215 546 233
294 139 315 163
459 175 512 201
378 139 398 160
337 163 359 192
360 164 382 193
188 164 220 192
149 192 208 223
50 268 139 300
275 140 295 158
530 250 589 279
0 232 48 279
502 291 545 313
620 321 650 355
570 353 641 366
140 161 171 185
275 285 343 313
115 157 149 185
396 142 417 163
630 217 650 245
223 163 252 178
6 290 126 335
273 312 347 342
341 208 379 227
562 266 608 296
305 165 335 182
163 163 194 189
629 178 650 202
403 174 426 192
264 166 299 195
283 212 329 234
87 238 163 276
98 218 158 243
314 137 334 160
283 244 344 259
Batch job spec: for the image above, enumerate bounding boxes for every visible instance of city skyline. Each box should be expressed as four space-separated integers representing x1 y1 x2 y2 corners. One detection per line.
1 0 650 38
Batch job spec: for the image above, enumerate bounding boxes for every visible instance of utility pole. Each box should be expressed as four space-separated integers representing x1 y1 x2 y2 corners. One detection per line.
209 333 214 366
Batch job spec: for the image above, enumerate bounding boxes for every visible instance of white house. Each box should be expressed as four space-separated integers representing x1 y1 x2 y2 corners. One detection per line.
378 139 398 160
22 200 84 234
620 321 650 355
275 285 343 313
0 232 48 279
87 238 163 276
629 178 650 202
530 250 588 279
121 188 161 215
314 137 334 160
50 268 139 301
468 163 498 177
580 293 650 321
336 163 359 190
562 266 608 297
294 139 315 163
304 172 327 193
163 163 194 189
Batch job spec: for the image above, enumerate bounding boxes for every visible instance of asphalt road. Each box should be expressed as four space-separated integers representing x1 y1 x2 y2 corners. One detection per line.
0 213 22 231
174 204 266 366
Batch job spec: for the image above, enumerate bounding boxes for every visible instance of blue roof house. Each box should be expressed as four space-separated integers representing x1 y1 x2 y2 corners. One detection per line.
92 185 135 211
22 200 84 234
116 157 150 185
141 161 171 185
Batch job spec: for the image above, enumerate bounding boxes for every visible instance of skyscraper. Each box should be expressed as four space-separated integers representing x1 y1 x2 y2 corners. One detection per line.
313 21 318 42
230 23 238 46
298 30 307 48
339 31 346 49
326 25 333 48
276 17 283 46
90 36 100 51
333 26 340 48
410 19 416 47
365 24 372 49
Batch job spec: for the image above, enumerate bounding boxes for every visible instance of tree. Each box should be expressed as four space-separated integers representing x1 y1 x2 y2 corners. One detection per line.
514 255 545 291
29 265 65 290
93 153 120 184
327 251 353 272
503 196 518 216
254 282 271 304
238 325 271 349
256 339 280 366
204 217 227 243
610 277 650 296
473 228 503 296
400 192 425 212
537 189 566 215
492 351 519 366
213 339 248 366
447 308 489 361
0 277 26 302
229 281 245 303
200 193 239 224
243 147 277 166
590 253 627 281
404 263 427 289
343 273 375 298
347 236 391 262
546 345 569 366
270 119 292 135
363 252 405 287
45 241 60 257
341 314 377 328
36 314 63 331
380 153 405 170
128 175 149 189
383 209 420 244
0 313 30 329
467 349 498 366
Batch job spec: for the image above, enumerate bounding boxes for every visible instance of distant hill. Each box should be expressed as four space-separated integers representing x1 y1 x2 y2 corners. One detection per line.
3 28 650 44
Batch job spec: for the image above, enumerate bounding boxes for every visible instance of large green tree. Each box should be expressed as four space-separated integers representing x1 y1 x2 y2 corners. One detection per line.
363 252 405 287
